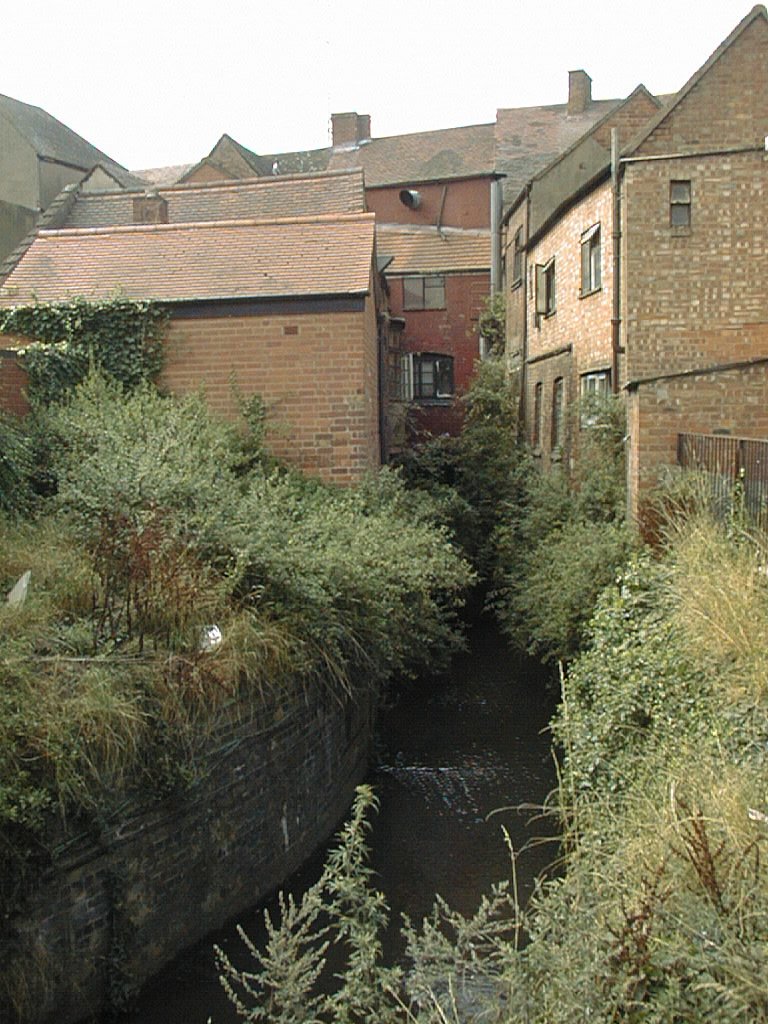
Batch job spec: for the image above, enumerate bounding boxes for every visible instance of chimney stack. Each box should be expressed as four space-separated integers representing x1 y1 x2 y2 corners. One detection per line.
133 191 169 225
331 112 371 149
568 70 592 115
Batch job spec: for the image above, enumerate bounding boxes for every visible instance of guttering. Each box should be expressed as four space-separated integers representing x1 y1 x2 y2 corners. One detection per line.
625 353 768 392
620 143 763 165
611 129 621 395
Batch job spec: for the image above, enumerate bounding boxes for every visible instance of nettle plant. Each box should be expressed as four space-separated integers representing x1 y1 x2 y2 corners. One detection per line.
0 295 167 406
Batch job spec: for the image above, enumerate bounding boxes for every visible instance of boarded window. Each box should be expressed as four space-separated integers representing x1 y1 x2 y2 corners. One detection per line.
551 376 565 449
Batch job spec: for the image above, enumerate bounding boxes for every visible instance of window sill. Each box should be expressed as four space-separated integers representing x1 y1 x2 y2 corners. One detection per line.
579 286 602 299
510 277 522 292
670 225 691 237
414 397 455 406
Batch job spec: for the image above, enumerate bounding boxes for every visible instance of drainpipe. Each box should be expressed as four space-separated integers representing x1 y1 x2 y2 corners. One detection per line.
611 128 621 394
519 182 532 432
490 178 503 293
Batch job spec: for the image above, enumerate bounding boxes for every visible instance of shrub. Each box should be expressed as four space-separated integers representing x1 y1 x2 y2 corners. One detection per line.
0 413 32 512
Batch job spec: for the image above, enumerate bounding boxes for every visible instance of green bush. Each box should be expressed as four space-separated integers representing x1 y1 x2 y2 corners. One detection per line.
0 413 32 512
492 394 632 662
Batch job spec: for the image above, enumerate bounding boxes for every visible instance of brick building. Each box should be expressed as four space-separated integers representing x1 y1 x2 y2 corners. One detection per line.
0 171 385 485
504 5 768 520
327 114 497 439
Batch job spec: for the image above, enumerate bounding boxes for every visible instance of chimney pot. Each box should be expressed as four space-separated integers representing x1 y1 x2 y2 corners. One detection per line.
568 70 592 115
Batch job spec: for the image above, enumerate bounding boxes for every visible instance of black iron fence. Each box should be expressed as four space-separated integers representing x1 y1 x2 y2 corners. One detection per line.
677 433 768 528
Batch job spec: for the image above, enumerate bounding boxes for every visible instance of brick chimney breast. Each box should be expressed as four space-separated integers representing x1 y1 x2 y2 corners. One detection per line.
568 70 592 115
133 191 169 224
331 112 371 149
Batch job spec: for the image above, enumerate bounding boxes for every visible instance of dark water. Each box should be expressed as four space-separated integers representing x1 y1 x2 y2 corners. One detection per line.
125 618 558 1023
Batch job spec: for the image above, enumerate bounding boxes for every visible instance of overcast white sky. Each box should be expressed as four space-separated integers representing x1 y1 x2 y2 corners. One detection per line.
3 0 756 172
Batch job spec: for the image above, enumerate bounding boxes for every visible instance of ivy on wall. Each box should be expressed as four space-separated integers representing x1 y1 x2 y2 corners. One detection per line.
0 296 168 406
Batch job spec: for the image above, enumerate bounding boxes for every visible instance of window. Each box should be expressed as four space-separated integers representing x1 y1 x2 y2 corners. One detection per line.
512 227 523 285
551 376 565 450
580 369 611 426
395 352 413 401
532 381 543 447
670 180 691 227
535 258 556 317
413 353 454 399
580 224 601 295
403 275 445 310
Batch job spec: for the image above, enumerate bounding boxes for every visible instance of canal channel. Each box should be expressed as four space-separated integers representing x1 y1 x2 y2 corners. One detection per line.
125 616 559 1022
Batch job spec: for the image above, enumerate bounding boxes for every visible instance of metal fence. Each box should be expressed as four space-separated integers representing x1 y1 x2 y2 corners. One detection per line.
677 433 768 528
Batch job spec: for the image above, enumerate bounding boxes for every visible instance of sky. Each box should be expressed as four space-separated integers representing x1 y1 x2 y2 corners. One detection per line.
3 0 757 173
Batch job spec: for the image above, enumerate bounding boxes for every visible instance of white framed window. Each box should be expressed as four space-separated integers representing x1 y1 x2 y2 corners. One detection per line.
535 257 556 317
580 223 601 295
413 353 454 399
580 369 611 426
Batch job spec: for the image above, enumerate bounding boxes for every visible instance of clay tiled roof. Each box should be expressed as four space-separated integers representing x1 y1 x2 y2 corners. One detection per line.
328 123 496 187
0 213 375 305
495 99 621 206
0 93 140 189
375 224 490 275
61 169 366 229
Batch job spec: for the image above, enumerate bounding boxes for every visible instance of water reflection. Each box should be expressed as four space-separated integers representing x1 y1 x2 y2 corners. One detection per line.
125 619 558 1023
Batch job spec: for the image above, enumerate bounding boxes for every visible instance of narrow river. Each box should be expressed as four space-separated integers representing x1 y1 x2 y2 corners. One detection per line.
125 617 558 1023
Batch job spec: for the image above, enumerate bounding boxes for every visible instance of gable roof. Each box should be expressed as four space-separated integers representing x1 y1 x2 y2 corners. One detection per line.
495 97 621 206
0 93 140 188
624 4 768 158
375 224 490 275
328 123 496 187
0 212 376 306
57 168 366 230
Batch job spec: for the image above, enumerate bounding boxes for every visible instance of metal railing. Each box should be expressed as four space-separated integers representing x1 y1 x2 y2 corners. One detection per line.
677 433 768 528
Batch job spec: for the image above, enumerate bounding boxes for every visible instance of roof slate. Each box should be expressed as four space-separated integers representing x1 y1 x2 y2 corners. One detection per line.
0 213 375 306
495 99 621 205
0 93 139 188
375 224 490 274
61 169 366 229
328 123 496 187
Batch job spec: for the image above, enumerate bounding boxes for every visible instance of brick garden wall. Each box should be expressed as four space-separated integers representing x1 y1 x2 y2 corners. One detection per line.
4 683 374 1024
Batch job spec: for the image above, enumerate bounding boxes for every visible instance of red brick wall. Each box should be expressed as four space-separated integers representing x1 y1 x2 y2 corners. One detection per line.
387 270 489 436
0 349 30 417
160 300 381 484
366 177 491 230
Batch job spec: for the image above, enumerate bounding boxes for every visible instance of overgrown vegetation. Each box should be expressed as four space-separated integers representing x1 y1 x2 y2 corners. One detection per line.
219 504 768 1022
0 295 167 406
0 370 472 971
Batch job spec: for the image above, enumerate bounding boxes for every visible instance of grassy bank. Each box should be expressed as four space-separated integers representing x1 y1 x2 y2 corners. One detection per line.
0 376 473 934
